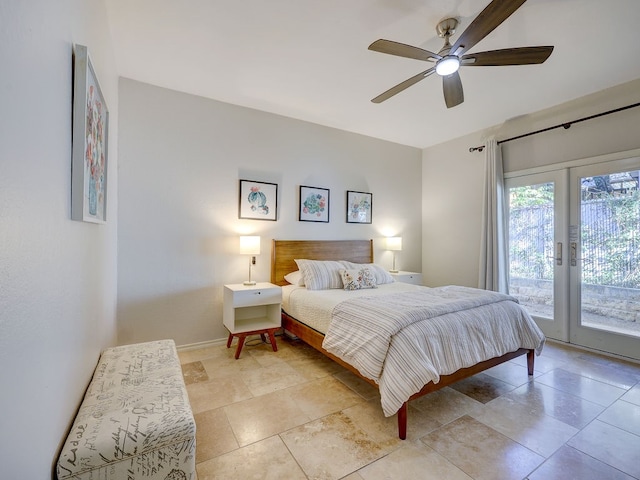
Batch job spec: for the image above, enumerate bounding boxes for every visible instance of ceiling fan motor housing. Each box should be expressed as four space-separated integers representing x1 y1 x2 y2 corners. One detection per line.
436 18 458 39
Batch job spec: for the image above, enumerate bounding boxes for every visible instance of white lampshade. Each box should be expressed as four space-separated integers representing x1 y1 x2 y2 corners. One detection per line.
239 236 260 255
239 236 260 285
386 237 402 251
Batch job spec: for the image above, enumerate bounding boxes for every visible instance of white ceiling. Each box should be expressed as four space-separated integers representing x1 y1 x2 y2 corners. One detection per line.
105 0 640 149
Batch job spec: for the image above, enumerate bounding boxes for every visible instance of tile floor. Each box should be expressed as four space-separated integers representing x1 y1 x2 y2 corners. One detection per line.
179 336 640 480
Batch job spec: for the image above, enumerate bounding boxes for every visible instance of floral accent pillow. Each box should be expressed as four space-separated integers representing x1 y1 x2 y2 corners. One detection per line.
340 267 377 291
340 262 395 285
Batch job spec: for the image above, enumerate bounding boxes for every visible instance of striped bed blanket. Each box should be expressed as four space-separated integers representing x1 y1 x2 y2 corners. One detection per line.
322 285 545 416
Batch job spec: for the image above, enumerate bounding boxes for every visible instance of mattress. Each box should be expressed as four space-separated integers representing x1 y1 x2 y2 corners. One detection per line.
282 282 420 333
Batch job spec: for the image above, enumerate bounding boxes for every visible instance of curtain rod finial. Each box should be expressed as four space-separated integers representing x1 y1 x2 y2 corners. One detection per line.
469 146 485 153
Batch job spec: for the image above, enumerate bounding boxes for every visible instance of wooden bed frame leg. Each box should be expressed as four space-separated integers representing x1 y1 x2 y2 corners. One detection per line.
398 403 407 440
527 349 535 375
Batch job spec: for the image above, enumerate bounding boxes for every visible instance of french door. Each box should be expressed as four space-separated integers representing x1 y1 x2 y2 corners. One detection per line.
569 157 640 359
507 154 640 360
506 170 569 341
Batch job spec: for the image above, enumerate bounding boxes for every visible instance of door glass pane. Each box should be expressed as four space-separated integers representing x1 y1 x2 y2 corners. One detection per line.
508 182 555 319
579 170 640 337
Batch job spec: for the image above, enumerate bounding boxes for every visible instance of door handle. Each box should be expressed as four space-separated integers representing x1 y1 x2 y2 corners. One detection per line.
570 242 577 266
556 242 562 266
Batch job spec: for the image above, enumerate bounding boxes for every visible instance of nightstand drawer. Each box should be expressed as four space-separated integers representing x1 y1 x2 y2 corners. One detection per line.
390 271 423 285
231 287 281 307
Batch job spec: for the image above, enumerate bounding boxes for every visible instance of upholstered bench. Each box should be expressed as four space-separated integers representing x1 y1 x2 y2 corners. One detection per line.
56 339 196 480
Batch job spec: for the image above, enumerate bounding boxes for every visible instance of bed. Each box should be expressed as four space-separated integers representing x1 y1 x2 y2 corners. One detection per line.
270 239 544 439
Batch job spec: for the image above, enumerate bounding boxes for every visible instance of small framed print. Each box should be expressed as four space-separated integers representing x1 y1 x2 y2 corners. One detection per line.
346 190 372 224
238 179 278 221
299 185 329 223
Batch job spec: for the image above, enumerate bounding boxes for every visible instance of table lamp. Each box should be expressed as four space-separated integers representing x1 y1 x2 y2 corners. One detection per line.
386 236 402 273
239 235 260 285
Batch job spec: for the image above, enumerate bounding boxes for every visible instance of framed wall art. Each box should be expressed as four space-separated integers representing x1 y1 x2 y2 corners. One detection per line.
346 190 372 224
299 185 329 223
71 44 109 223
238 179 278 221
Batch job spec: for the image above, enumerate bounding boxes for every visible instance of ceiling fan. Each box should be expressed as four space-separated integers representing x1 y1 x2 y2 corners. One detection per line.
368 0 553 108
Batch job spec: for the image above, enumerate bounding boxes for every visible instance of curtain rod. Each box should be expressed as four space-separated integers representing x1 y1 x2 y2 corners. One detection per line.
469 101 640 153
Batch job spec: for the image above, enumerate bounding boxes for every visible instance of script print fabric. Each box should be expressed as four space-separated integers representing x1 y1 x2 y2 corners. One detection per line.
57 340 196 480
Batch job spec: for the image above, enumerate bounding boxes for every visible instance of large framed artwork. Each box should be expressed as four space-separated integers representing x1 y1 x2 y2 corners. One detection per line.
71 44 109 223
238 179 278 221
299 185 329 223
346 190 372 224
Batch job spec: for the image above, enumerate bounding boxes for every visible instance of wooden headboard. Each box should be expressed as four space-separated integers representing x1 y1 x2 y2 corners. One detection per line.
271 239 374 286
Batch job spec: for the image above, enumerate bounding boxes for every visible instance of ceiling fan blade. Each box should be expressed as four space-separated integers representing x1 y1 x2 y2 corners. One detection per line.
462 46 553 66
443 71 464 108
450 0 528 56
369 39 442 62
371 67 436 103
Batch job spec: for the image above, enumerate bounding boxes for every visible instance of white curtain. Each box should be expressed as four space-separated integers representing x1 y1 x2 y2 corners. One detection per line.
478 138 509 293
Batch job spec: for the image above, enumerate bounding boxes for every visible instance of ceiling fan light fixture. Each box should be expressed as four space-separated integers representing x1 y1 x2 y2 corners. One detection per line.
368 1 554 105
435 56 460 76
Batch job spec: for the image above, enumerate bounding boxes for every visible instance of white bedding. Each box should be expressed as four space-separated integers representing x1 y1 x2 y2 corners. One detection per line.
282 284 545 417
282 282 419 333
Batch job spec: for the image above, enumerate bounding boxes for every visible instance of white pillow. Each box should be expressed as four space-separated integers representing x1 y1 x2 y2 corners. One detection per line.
294 259 345 290
284 270 305 286
341 262 395 285
340 267 377 291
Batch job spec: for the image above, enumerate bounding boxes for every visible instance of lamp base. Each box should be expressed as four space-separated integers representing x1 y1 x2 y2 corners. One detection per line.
243 280 257 286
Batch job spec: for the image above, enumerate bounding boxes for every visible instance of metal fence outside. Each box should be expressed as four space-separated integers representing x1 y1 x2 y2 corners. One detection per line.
509 191 640 288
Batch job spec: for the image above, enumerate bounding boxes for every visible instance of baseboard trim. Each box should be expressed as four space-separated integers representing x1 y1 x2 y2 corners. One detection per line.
176 330 288 352
176 338 226 352
546 338 640 365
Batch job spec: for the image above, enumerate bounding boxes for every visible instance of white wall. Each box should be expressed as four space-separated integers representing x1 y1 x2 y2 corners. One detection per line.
117 79 422 346
0 1 118 478
422 79 640 288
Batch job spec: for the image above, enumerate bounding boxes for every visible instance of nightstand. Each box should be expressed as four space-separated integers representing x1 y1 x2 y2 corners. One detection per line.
223 282 282 359
390 271 423 285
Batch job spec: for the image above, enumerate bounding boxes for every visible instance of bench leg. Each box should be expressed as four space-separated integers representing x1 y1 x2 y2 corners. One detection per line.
226 333 233 349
